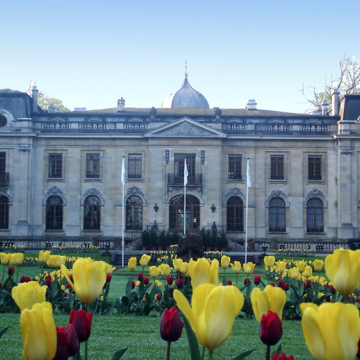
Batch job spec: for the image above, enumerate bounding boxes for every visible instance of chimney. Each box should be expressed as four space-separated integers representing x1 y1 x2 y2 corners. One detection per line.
321 100 328 116
332 89 340 116
31 86 39 113
246 99 257 111
49 104 55 113
117 97 125 112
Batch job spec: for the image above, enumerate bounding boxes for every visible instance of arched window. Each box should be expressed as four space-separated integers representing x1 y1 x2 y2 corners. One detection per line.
269 197 286 232
307 198 323 232
84 196 101 230
169 195 200 232
126 196 143 230
0 196 9 229
226 196 244 231
46 196 63 230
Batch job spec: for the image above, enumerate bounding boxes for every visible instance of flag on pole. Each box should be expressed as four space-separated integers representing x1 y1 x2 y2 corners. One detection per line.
247 158 251 187
184 158 189 186
121 157 126 185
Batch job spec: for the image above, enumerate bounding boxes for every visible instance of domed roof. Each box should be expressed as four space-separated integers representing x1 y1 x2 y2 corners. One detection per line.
161 74 209 109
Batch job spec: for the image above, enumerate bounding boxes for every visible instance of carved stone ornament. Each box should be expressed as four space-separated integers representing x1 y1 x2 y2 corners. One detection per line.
126 187 147 205
153 122 218 137
43 186 67 205
201 150 205 165
304 188 328 208
0 190 12 204
222 188 246 205
165 149 170 164
81 188 105 206
340 146 353 155
266 190 289 207
19 144 31 152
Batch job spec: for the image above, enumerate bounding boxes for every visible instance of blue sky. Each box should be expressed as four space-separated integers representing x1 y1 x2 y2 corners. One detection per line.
1 0 359 113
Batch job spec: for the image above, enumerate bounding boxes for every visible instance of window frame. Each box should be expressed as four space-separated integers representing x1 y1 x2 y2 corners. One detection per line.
308 156 322 181
169 195 200 232
48 154 63 179
228 155 242 180
83 196 101 230
226 196 244 231
270 155 284 180
174 153 196 184
45 196 63 230
0 196 9 229
269 197 286 232
86 153 101 179
128 154 142 179
125 196 143 230
306 198 324 232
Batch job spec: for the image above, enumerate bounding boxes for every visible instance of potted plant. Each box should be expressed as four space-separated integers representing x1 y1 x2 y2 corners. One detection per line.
158 230 167 250
149 228 158 250
141 230 150 250
219 231 228 251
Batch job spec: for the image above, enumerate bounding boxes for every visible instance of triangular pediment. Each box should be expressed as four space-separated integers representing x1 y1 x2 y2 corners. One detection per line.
144 117 227 138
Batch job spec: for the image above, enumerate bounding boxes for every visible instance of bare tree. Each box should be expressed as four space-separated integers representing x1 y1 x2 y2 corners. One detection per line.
26 80 70 112
302 56 360 111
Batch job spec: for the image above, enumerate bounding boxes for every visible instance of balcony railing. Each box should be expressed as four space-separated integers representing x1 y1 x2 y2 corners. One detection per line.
0 172 9 185
167 173 202 186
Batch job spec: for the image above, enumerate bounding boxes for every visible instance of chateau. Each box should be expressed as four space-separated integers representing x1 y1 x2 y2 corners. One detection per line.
0 74 360 249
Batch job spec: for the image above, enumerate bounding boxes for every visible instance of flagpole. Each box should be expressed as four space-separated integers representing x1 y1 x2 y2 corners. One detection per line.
245 158 251 264
121 156 125 268
183 158 187 236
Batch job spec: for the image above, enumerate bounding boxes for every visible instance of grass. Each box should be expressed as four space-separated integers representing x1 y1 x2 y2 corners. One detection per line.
1 313 315 360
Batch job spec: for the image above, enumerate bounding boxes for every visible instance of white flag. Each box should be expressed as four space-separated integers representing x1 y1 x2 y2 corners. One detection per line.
121 157 125 185
184 158 189 186
247 158 251 187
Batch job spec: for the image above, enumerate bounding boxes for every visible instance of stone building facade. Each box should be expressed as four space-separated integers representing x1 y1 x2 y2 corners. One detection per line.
0 76 360 248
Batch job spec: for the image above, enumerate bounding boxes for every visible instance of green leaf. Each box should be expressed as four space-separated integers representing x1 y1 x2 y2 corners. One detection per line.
109 346 128 360
0 325 10 339
182 315 201 360
246 281 253 299
125 279 131 298
231 349 255 360
275 343 282 356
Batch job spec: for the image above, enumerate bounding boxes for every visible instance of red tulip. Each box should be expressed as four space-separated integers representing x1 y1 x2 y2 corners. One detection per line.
244 278 250 286
53 327 70 360
254 276 261 285
160 307 184 342
106 274 112 283
138 272 143 281
167 276 174 285
277 279 284 289
68 309 92 343
8 266 14 275
143 276 149 285
272 352 294 360
45 274 52 287
259 311 283 346
176 278 183 289
283 283 289 291
65 323 79 357
131 280 135 289
305 280 311 289
156 293 162 301
227 279 233 286
269 282 275 287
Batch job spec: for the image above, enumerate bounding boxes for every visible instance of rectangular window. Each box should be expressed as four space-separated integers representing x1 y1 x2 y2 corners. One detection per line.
308 156 321 180
174 154 196 184
128 154 142 179
86 154 100 178
228 155 242 180
270 155 284 180
0 152 6 184
49 154 62 178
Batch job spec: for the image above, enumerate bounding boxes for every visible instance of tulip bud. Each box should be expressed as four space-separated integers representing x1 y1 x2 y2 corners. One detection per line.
254 276 261 285
68 309 92 343
138 272 143 281
305 280 311 289
53 327 70 360
143 276 149 285
106 274 112 283
176 278 184 289
167 276 174 285
131 280 135 289
8 266 14 275
65 323 79 357
269 282 275 287
272 352 294 360
259 311 283 346
283 283 289 291
277 279 284 289
45 274 52 287
227 279 232 286
156 293 162 301
160 307 184 342
244 278 250 286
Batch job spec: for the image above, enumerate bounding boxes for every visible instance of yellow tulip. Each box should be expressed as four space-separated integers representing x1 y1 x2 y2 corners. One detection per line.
297 260 307 274
61 257 106 305
0 252 9 265
313 259 324 272
47 255 61 268
158 264 171 277
301 302 360 360
139 254 151 267
180 262 189 275
221 255 231 269
189 258 219 289
303 265 313 279
243 262 255 275
172 258 183 272
149 266 160 279
9 253 24 265
38 250 51 264
251 285 287 323
12 281 48 312
174 283 244 351
128 257 137 271
325 248 360 297
288 267 300 281
106 264 116 274
276 261 286 274
264 256 275 269
20 302 57 360
230 261 242 274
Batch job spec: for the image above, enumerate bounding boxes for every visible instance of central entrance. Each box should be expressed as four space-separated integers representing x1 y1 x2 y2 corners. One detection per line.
169 195 200 232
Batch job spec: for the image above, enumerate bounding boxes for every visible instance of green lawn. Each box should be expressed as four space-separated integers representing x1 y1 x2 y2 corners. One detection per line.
1 313 314 360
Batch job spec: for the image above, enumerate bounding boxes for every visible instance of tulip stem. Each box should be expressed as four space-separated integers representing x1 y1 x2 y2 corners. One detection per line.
266 345 270 360
166 341 171 360
2 265 5 283
85 304 91 360
16 265 19 283
208 350 214 360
